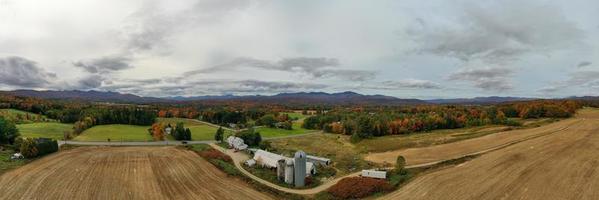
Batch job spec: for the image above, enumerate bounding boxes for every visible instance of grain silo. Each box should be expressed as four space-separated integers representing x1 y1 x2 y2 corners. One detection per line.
294 151 307 187
277 159 286 181
284 159 294 184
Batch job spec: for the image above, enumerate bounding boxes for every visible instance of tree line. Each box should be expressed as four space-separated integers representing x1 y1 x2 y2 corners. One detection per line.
302 100 582 141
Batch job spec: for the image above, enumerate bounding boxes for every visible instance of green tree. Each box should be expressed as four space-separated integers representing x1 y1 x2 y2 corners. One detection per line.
214 127 224 142
0 117 19 144
185 128 192 140
350 132 361 143
396 155 406 171
173 122 186 140
256 114 277 127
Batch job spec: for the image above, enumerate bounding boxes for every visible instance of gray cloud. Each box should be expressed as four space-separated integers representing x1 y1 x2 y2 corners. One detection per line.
409 1 582 63
76 75 104 89
0 56 56 88
448 67 514 91
538 70 599 93
577 61 592 68
311 69 375 82
189 57 374 81
364 79 442 90
121 0 252 53
99 79 327 97
73 56 132 74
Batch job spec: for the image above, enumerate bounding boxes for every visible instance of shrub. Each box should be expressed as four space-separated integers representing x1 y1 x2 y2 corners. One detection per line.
211 159 239 176
19 138 38 158
389 168 411 187
396 155 406 170
328 177 393 199
36 139 59 156
198 148 232 163
258 140 272 151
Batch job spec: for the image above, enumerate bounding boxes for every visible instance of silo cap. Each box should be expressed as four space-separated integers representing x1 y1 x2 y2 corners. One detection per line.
294 150 306 158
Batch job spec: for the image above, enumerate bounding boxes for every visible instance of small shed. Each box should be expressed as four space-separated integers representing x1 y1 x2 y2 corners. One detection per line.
361 170 387 179
245 159 256 167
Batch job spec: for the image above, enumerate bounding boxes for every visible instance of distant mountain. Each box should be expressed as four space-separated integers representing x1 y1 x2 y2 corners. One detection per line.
170 91 426 105
2 89 550 106
1 90 167 103
426 96 537 104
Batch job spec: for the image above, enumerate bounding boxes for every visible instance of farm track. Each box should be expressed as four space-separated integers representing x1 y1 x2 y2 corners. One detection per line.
0 147 273 200
379 108 599 200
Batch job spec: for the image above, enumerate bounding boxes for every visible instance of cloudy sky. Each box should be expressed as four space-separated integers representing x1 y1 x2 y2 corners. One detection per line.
0 0 598 99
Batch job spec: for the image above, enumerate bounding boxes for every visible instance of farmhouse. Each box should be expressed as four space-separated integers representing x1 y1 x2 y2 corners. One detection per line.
226 136 248 151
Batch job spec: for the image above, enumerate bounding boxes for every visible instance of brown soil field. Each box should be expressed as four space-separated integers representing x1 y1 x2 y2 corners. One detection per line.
365 116 580 166
379 108 599 200
0 146 273 200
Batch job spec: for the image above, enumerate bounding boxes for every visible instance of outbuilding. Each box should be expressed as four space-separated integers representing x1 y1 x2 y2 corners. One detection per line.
361 170 387 179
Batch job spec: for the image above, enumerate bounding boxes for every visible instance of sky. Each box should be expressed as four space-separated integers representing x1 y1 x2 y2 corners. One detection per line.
0 0 598 99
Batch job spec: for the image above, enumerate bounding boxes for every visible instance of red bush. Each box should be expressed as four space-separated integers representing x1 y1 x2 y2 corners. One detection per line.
328 177 393 199
199 149 232 163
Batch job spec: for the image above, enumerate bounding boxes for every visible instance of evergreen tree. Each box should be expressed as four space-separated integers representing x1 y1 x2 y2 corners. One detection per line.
214 127 224 142
185 128 192 140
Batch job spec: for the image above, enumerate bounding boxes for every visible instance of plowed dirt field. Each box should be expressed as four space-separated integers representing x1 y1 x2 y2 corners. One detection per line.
0 146 272 200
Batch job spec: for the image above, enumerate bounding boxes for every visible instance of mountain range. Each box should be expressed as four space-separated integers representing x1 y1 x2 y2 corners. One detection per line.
0 89 565 105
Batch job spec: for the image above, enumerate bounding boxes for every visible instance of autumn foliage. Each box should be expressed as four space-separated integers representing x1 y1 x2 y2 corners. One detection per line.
150 123 165 141
328 177 393 199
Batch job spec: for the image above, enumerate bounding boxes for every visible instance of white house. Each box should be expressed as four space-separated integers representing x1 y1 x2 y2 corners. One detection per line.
227 136 248 151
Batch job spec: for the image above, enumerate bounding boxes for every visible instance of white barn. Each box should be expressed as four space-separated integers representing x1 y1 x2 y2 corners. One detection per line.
252 150 316 176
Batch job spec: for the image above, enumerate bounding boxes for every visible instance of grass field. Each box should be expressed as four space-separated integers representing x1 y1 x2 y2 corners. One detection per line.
17 122 73 140
257 122 314 138
355 125 510 153
281 112 309 120
157 118 233 140
0 109 54 124
270 133 372 176
73 118 232 141
73 124 153 142
0 150 30 175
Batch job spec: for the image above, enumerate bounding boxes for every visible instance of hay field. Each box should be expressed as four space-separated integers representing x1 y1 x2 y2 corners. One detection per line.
0 146 272 200
379 108 599 200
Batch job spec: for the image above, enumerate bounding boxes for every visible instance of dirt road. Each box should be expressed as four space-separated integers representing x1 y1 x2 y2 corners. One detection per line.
379 108 599 200
0 146 272 200
365 117 580 166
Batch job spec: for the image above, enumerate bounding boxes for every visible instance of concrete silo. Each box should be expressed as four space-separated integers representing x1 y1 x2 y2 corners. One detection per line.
294 151 307 187
284 159 294 184
277 159 286 181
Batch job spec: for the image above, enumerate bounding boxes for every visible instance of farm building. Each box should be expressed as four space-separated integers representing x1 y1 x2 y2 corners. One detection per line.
361 170 387 179
307 155 331 166
252 150 316 175
250 150 317 187
226 136 248 151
